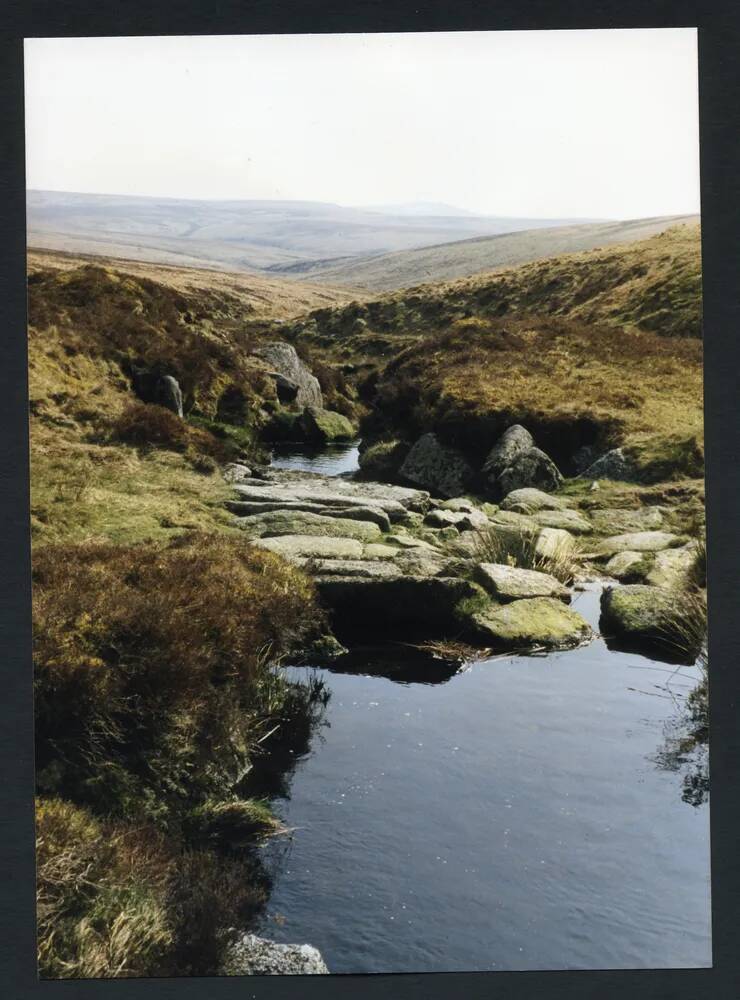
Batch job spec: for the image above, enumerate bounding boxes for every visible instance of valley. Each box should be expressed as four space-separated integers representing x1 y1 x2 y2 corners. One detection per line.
30 215 708 978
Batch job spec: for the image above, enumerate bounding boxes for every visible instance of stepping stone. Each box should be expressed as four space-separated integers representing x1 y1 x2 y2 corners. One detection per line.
475 563 570 602
595 531 683 558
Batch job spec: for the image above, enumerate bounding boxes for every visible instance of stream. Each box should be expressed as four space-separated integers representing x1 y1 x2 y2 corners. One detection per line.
256 442 711 973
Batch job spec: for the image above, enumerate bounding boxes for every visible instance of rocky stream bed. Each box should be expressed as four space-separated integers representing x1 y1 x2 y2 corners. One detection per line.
219 436 708 974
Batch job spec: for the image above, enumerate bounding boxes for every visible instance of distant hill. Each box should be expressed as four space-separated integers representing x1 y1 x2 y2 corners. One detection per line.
269 215 700 291
27 248 361 321
26 190 596 275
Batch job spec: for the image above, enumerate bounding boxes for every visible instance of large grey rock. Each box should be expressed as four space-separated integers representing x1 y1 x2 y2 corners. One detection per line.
222 933 329 975
254 341 323 408
581 448 638 482
600 584 704 662
532 509 593 535
465 596 592 651
595 531 684 558
399 433 475 499
483 425 534 478
500 488 573 513
589 506 664 534
222 463 252 483
475 563 570 602
239 510 381 542
483 426 563 500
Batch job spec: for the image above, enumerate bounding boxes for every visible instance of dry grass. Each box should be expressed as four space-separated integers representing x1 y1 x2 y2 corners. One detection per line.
365 313 702 475
33 534 322 818
28 247 361 320
36 798 277 979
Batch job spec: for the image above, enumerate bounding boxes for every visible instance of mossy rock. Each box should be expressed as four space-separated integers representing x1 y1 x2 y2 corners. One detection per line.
599 584 704 663
464 596 592 651
358 439 410 480
298 406 357 443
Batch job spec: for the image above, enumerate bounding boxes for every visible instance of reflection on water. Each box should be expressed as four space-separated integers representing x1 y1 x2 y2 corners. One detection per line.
270 440 361 477
253 587 711 973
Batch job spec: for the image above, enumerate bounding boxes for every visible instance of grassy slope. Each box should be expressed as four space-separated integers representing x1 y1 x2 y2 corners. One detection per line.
288 225 703 479
275 214 699 291
27 255 362 545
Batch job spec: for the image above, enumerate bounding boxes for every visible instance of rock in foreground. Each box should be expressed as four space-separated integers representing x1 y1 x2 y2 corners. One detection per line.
466 596 592 650
222 933 329 975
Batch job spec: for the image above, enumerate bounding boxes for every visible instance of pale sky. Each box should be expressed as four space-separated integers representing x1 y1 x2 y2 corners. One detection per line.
24 29 700 219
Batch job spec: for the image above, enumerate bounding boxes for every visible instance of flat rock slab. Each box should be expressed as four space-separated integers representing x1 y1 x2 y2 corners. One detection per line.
237 510 381 543
595 531 683 558
228 499 391 532
589 507 664 534
468 596 592 651
310 559 402 579
475 563 570 602
600 584 703 662
252 535 364 560
532 509 593 535
234 468 430 516
500 488 574 513
363 543 400 560
425 509 468 529
385 533 439 551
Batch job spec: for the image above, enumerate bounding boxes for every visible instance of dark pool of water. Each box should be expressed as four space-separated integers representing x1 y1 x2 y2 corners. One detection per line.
256 587 711 973
270 440 361 477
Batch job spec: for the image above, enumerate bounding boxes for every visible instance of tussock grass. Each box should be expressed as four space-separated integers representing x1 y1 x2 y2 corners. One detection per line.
36 797 278 979
471 526 577 584
33 534 322 820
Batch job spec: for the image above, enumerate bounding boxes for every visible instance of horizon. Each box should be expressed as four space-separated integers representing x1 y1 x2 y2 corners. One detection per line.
24 29 700 220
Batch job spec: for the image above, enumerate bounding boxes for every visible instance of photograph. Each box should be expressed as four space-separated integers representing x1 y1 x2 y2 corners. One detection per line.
25 28 710 978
